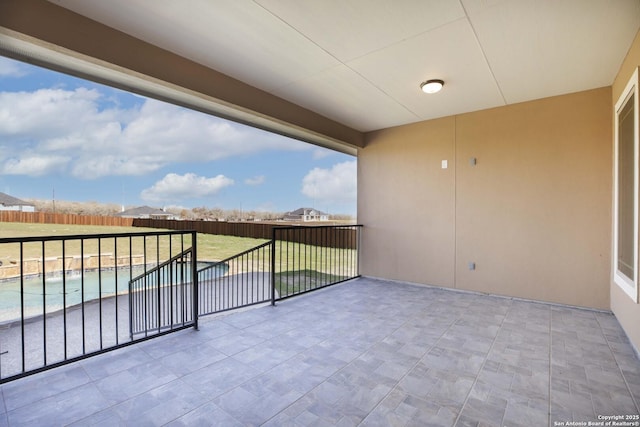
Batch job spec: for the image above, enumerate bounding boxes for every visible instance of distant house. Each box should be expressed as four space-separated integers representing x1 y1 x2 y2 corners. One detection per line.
115 206 175 220
283 208 329 222
0 192 35 212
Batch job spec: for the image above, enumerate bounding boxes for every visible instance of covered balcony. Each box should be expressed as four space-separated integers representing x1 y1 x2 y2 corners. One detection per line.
0 1 640 425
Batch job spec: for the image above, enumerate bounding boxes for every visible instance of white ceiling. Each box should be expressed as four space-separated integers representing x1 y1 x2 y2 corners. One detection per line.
48 0 640 133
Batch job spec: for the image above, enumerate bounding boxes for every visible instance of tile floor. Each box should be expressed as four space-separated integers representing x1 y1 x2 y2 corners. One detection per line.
0 277 638 426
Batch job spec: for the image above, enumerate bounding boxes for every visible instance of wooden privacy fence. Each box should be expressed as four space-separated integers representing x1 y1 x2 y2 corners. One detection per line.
0 211 134 227
134 219 359 249
134 219 275 239
0 213 359 249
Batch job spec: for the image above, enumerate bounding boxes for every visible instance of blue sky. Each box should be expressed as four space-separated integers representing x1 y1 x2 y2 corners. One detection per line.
0 57 356 216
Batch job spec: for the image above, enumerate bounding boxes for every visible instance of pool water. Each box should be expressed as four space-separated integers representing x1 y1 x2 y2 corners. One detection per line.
0 268 139 311
0 262 226 322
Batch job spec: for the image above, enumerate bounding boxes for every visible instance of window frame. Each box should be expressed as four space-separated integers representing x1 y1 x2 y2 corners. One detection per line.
613 68 640 302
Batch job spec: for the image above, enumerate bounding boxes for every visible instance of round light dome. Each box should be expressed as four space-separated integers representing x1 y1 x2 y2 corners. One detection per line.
420 79 444 94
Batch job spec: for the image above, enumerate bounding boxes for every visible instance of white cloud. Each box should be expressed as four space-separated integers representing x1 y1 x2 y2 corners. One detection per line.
312 148 333 160
71 155 163 179
0 57 28 78
245 175 265 186
301 161 356 204
0 88 308 179
1 155 70 176
141 173 234 203
0 88 110 138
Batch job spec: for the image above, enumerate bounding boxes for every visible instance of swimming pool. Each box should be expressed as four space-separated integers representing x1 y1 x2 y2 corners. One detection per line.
0 261 227 322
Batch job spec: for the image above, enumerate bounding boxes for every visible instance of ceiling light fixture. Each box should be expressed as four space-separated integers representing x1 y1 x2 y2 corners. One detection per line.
420 79 444 94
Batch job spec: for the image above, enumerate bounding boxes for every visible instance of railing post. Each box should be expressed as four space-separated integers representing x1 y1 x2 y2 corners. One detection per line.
357 225 362 277
192 231 199 330
129 236 134 340
271 227 276 306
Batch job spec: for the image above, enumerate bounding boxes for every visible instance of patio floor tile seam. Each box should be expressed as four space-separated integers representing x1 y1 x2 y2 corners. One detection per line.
356 293 507 426
0 388 6 416
217 323 368 424
165 390 246 427
596 313 640 415
76 363 115 414
451 296 514 427
350 321 446 424
75 314 300 426
65 360 175 425
159 289 365 426
237 286 442 426
103 287 635 427
61 326 243 425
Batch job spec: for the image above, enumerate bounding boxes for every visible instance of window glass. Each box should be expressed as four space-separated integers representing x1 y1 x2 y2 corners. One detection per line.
618 93 635 280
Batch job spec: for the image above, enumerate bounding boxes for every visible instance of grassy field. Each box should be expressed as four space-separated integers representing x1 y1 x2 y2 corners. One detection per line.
0 222 359 303
0 222 269 263
0 223 358 290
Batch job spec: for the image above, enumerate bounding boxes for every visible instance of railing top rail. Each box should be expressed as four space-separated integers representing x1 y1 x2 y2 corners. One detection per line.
0 229 197 244
200 241 272 272
129 247 193 283
272 224 362 231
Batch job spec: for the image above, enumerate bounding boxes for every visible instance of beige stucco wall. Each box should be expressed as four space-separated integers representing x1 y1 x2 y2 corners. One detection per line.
611 29 640 352
359 117 456 288
360 87 612 310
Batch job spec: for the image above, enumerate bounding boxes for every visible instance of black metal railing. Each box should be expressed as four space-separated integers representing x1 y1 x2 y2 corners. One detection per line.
271 225 362 302
198 241 271 316
197 225 362 316
129 248 197 337
0 230 197 383
0 225 361 382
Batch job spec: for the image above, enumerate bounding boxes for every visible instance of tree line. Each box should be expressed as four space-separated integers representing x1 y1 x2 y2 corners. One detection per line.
27 199 354 221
